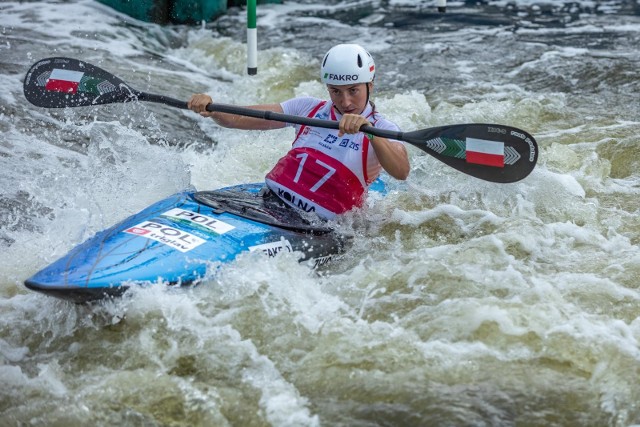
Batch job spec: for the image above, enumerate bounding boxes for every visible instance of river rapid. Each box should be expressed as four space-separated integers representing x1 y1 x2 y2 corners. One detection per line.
1 1 640 425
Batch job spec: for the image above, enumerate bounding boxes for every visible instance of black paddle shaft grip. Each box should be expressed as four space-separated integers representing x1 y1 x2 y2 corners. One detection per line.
205 103 403 140
138 92 187 109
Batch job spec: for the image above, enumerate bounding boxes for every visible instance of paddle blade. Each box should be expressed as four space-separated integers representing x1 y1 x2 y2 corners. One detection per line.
403 123 538 183
24 57 139 108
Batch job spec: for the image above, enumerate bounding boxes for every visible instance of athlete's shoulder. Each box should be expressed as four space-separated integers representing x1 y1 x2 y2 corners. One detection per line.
281 96 325 117
372 113 401 132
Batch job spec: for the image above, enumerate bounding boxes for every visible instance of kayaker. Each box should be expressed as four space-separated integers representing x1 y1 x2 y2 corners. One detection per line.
188 43 410 220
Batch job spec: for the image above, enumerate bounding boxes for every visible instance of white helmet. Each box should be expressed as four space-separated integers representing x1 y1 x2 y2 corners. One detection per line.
320 44 375 85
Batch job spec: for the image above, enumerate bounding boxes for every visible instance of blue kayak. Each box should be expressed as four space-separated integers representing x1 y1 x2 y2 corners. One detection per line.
25 181 385 303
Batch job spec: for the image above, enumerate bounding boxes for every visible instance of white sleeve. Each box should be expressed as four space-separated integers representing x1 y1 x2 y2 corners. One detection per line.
280 97 324 127
372 116 404 145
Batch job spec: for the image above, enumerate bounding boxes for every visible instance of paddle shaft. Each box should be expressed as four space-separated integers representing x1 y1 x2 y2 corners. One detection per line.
138 93 538 182
139 92 391 139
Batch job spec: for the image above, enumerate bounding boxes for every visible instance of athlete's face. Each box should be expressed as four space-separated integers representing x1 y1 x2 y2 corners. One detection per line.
327 82 373 115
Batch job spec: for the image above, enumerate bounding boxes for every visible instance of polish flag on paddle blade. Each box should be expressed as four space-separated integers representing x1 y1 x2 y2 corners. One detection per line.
45 69 84 94
466 138 505 167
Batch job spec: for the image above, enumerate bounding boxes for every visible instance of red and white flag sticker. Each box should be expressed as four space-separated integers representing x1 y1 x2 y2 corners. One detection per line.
45 69 84 94
466 138 505 167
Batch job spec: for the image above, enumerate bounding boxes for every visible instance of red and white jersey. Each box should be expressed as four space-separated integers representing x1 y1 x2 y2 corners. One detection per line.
265 97 402 219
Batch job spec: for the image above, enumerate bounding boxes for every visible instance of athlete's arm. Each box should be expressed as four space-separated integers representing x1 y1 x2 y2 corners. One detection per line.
338 113 410 180
188 93 286 130
369 136 410 180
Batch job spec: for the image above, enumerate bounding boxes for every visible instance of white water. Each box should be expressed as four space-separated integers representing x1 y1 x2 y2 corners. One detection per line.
1 0 640 425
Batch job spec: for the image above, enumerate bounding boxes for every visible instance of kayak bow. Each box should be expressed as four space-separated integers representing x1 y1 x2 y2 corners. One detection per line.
25 182 377 303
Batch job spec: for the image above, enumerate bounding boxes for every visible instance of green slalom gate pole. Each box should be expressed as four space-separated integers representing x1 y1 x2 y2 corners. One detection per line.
247 0 257 75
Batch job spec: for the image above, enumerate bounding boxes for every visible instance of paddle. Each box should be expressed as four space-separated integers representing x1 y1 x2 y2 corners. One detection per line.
24 57 538 183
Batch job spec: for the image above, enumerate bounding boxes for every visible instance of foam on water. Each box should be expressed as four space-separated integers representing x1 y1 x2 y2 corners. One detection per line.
2 0 640 425
0 1 143 57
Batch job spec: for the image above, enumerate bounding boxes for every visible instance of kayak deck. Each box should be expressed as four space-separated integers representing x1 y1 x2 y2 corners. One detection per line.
24 183 360 303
